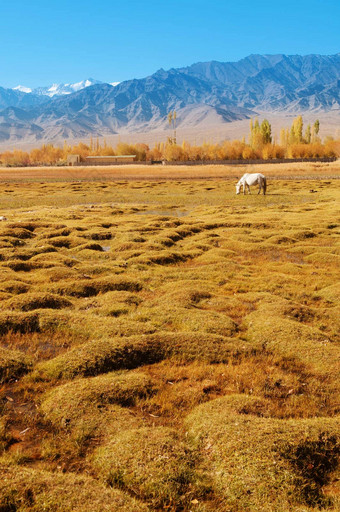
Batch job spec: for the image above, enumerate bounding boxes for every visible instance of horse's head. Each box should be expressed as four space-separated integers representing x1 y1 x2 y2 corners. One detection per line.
236 183 241 194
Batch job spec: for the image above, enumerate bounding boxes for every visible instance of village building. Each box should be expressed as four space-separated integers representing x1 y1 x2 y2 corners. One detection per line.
66 154 80 166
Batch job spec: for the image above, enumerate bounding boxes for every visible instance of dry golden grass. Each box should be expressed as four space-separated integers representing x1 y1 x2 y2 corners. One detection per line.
0 159 340 182
0 164 339 511
0 462 149 511
186 395 340 511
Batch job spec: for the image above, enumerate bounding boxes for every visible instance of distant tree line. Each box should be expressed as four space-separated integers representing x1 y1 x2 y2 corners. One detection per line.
0 117 339 166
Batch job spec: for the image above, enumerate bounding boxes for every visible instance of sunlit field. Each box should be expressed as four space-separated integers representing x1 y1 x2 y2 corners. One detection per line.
0 163 339 511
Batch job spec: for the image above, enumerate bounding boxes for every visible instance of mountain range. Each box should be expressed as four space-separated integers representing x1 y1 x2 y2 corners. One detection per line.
13 79 120 97
0 53 339 144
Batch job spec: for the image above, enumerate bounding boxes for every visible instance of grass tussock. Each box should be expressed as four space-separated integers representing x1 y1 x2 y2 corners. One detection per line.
0 463 149 512
0 280 30 295
0 346 32 383
4 259 36 272
32 336 165 380
53 276 142 297
186 394 340 511
5 292 73 311
33 332 246 381
245 304 339 376
0 227 35 239
41 371 155 426
92 427 201 510
317 282 340 303
29 252 76 268
0 311 40 334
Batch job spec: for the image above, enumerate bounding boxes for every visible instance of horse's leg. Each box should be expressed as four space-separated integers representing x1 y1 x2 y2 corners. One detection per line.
258 181 261 194
243 183 246 195
247 183 251 194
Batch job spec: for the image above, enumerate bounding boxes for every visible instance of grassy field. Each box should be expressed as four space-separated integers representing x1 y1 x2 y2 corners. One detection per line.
0 163 339 511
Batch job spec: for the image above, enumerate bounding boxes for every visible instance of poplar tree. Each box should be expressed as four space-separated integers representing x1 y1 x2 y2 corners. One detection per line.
293 116 303 143
260 119 272 144
280 128 287 146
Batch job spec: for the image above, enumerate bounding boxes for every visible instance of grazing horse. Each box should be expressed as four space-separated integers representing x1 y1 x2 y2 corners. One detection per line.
236 173 267 195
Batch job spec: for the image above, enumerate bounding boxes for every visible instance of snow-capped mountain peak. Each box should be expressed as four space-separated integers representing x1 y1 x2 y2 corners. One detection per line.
13 85 33 94
11 78 115 97
38 79 102 97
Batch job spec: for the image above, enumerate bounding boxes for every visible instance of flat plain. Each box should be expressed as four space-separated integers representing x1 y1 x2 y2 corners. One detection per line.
0 162 339 511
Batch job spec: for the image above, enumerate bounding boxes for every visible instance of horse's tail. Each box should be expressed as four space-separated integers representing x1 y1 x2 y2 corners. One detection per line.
263 176 267 195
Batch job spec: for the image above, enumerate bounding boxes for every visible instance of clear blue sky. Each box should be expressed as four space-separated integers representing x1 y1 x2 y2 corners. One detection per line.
1 0 339 88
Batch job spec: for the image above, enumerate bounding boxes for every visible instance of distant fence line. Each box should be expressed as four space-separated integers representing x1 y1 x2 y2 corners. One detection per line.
79 157 337 166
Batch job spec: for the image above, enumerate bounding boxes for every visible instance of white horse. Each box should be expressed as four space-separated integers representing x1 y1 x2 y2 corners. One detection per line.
236 173 267 195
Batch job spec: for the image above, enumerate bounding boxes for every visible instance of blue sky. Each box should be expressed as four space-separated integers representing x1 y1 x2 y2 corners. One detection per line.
1 0 339 88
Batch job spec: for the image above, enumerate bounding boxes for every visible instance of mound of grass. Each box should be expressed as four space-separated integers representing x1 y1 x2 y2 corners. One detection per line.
293 229 318 240
33 332 248 381
40 372 147 452
74 242 104 252
0 227 34 239
152 282 214 308
4 259 35 272
92 427 198 510
41 371 155 426
265 235 298 245
53 276 142 298
172 309 238 337
316 283 340 303
83 229 113 240
5 292 73 311
48 235 84 248
0 280 29 294
30 252 76 268
0 418 11 453
0 311 40 334
0 463 148 512
0 346 32 383
132 249 201 266
41 227 72 238
88 290 142 310
186 395 340 511
42 266 79 282
245 307 339 376
32 336 166 380
305 252 340 265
